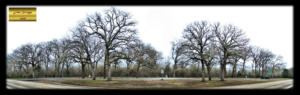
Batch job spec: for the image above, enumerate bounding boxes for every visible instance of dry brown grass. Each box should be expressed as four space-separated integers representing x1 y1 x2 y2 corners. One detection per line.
36 78 280 89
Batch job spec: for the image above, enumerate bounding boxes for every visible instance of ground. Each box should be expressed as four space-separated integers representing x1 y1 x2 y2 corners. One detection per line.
6 77 293 89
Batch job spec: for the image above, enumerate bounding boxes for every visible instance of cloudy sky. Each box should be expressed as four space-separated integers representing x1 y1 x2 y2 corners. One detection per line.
7 6 293 69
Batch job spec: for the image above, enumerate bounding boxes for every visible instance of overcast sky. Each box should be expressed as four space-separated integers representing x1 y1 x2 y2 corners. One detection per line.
7 6 293 69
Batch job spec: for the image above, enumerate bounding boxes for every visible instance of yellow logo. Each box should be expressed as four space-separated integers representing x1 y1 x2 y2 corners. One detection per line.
9 8 36 21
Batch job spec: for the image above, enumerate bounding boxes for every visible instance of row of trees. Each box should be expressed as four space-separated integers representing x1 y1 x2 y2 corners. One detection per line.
6 7 289 81
7 8 163 81
170 21 288 81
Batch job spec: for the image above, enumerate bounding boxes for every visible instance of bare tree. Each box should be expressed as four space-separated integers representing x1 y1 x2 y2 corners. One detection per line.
213 23 249 81
60 37 72 78
258 49 275 78
7 49 25 77
240 46 251 77
69 40 87 79
89 39 104 80
228 52 241 78
40 41 53 77
49 38 71 78
204 42 218 80
134 42 146 78
49 39 61 77
250 46 261 77
83 7 137 81
270 55 285 78
71 22 104 80
20 46 31 75
133 42 162 78
20 43 43 79
121 41 137 76
171 40 185 78
182 21 215 82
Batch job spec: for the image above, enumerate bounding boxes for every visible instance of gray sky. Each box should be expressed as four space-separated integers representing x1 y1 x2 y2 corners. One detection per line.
7 6 293 69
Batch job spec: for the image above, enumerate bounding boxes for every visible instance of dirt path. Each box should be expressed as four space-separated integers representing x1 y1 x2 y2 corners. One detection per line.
209 80 293 89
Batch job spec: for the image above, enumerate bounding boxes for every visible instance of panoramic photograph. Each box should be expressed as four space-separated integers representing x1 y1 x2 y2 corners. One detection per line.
6 6 293 89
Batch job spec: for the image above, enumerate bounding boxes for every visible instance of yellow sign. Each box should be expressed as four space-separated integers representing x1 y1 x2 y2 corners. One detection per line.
9 8 36 21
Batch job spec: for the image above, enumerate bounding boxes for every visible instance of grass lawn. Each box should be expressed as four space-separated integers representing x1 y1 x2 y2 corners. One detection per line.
36 78 286 89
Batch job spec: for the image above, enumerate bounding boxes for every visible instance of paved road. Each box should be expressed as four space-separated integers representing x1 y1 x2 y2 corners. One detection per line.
210 80 293 89
11 77 276 81
7 79 96 89
6 78 293 89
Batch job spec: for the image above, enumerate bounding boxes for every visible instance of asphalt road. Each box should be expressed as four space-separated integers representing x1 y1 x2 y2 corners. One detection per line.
209 79 293 89
6 78 293 89
7 79 95 89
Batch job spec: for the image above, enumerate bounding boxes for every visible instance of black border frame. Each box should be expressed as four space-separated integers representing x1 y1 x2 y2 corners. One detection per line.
1 0 296 95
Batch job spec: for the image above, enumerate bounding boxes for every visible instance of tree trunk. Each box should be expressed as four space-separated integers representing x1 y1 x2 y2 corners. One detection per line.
45 62 48 77
61 62 65 77
136 63 140 78
197 62 200 73
93 61 98 80
254 63 257 77
107 64 112 81
242 60 246 77
258 66 261 77
232 63 236 78
55 62 58 77
271 66 274 78
103 56 107 79
127 62 130 77
91 64 96 80
220 64 225 81
32 71 35 79
262 65 265 78
81 63 86 79
224 65 227 77
66 64 70 77
32 66 35 79
57 63 61 77
173 62 177 78
206 64 212 81
201 61 205 82
106 50 112 81
32 63 35 79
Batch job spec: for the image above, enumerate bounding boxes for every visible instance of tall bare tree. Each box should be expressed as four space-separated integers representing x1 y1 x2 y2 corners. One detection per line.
40 41 53 77
213 23 249 81
204 42 218 80
121 40 138 76
83 7 137 81
271 55 286 78
60 37 72 78
71 22 104 80
133 42 162 78
182 21 215 82
258 49 274 78
69 39 87 79
240 46 251 77
49 38 71 78
250 46 261 77
228 52 241 78
171 40 185 78
21 43 43 79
